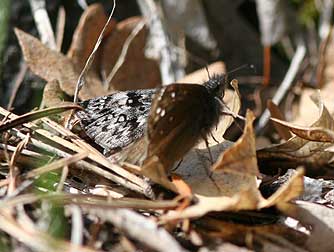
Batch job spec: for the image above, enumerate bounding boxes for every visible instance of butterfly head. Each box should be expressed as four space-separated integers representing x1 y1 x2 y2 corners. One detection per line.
203 74 227 99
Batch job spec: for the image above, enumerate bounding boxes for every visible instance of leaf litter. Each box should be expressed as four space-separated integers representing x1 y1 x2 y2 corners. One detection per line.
2 2 334 252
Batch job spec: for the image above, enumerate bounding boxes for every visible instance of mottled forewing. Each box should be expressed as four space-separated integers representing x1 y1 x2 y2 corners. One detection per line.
76 89 155 152
147 84 212 170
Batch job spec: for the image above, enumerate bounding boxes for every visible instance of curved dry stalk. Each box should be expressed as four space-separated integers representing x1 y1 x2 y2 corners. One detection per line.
0 104 82 132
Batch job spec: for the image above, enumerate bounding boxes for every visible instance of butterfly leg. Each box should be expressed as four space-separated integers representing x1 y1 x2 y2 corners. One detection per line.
210 132 220 144
203 137 214 166
221 108 245 120
172 159 183 172
216 97 245 120
200 135 220 188
200 134 222 192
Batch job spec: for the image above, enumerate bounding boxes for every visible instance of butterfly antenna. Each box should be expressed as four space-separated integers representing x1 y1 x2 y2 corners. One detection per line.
227 64 256 76
205 65 211 79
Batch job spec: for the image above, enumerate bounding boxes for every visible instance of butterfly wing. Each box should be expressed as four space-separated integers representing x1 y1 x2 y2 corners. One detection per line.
76 89 155 152
147 83 220 170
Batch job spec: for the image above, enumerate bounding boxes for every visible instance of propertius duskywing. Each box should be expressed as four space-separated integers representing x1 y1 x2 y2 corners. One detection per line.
145 74 227 170
75 74 228 166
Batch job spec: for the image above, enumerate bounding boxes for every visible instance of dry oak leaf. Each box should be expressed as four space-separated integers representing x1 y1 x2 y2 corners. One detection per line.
257 91 334 175
212 109 259 176
161 168 303 220
15 28 104 101
161 113 304 220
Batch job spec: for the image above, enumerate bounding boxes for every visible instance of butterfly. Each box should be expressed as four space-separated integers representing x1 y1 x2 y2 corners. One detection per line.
75 89 155 155
76 74 230 168
145 74 227 170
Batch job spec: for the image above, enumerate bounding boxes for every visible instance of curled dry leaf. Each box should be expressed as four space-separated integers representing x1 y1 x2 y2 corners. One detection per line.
162 168 303 220
267 99 292 140
161 133 304 220
278 201 334 252
270 118 334 143
257 91 334 175
212 109 259 176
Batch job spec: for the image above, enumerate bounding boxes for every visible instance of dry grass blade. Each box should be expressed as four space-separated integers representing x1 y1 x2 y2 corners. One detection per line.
1 193 178 210
42 118 153 194
28 0 56 49
73 0 116 102
57 165 68 192
0 210 97 252
7 134 30 195
0 107 152 196
56 6 66 52
24 152 88 179
0 104 82 132
105 20 146 88
7 62 28 110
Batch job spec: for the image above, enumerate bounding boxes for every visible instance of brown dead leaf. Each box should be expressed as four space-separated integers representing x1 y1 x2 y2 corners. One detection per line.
42 80 72 107
141 155 178 193
270 118 334 143
259 168 304 208
267 100 292 140
67 4 115 72
15 28 105 100
220 79 243 135
212 110 259 176
257 91 334 176
101 17 161 91
161 168 303 221
170 175 192 198
175 141 252 196
278 201 334 252
16 5 161 104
